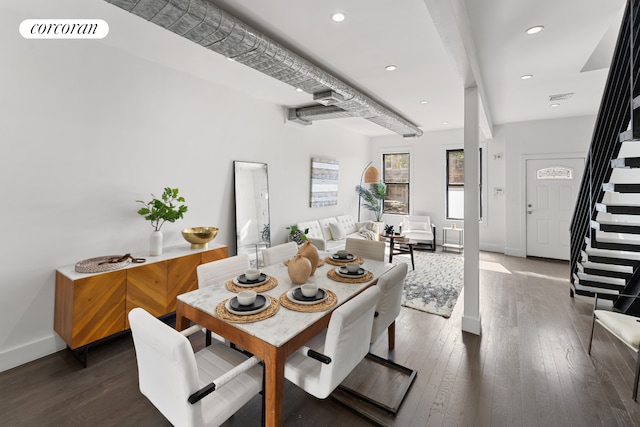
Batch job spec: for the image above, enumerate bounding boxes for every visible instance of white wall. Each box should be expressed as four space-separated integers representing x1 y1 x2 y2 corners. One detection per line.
503 116 595 257
0 2 369 371
370 128 506 252
370 115 596 255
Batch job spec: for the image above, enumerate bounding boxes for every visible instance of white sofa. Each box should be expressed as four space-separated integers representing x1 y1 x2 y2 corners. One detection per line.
297 215 381 252
400 215 436 251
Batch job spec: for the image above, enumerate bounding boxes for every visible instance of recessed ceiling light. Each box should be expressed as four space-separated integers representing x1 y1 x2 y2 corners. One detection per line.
295 88 303 92
385 65 397 71
420 100 429 104
520 74 533 80
331 12 346 22
526 25 544 35
550 103 560 107
442 121 449 125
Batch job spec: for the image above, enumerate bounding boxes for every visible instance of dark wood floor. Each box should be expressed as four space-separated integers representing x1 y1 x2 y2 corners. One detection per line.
2 251 640 426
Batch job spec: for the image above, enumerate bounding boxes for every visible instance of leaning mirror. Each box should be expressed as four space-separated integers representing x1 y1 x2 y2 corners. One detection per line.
233 161 270 267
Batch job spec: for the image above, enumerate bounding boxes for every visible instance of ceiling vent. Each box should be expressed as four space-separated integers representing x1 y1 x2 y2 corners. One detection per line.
548 93 574 102
104 0 423 138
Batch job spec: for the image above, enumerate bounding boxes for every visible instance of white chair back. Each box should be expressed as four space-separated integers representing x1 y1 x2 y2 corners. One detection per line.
319 286 380 396
403 215 431 230
197 254 250 288
345 238 386 261
261 242 298 266
128 307 202 427
371 263 408 344
284 286 380 399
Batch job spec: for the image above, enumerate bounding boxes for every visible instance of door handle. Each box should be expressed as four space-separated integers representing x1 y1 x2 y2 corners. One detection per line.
528 210 533 214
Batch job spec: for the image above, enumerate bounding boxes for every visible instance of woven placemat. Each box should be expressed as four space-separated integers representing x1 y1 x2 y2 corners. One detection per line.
326 268 374 283
279 289 337 312
225 275 279 293
324 256 364 266
75 256 131 273
284 258 326 268
215 295 280 323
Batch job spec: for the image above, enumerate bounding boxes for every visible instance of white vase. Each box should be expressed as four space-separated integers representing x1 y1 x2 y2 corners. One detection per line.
150 230 163 256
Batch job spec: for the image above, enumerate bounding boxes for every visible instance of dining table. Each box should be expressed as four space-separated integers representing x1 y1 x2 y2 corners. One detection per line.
175 251 394 427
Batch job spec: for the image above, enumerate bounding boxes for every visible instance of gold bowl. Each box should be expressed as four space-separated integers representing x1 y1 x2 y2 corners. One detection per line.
181 227 219 249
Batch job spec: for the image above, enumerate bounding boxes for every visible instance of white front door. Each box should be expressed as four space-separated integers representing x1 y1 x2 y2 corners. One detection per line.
526 158 585 260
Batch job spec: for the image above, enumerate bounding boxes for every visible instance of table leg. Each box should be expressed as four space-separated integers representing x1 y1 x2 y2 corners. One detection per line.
409 245 415 270
175 304 191 331
388 239 395 263
263 346 285 426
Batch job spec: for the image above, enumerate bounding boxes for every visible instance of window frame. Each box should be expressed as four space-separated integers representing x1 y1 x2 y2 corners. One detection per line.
445 148 484 221
382 152 410 216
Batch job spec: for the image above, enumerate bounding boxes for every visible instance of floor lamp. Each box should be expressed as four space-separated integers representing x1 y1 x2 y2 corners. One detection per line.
357 162 380 221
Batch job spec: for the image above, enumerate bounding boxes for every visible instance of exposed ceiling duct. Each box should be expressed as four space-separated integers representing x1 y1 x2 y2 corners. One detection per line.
104 0 423 138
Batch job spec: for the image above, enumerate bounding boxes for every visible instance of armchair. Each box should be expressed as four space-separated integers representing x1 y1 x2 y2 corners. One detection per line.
400 215 436 251
128 308 263 427
588 293 640 400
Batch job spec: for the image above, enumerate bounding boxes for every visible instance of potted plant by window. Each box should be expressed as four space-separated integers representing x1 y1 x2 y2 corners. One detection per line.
355 182 386 233
137 187 188 256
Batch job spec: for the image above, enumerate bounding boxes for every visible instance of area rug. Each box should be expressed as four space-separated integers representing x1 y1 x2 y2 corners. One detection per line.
391 251 464 318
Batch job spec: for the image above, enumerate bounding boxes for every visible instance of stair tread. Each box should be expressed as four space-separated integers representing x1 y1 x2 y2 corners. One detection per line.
577 272 626 285
580 261 633 273
593 234 640 244
611 157 640 168
584 244 640 260
593 219 640 227
603 183 640 192
572 279 621 297
596 203 640 214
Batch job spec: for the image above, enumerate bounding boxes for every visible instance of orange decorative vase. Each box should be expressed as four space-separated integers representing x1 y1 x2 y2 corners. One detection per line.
287 254 312 284
298 241 320 275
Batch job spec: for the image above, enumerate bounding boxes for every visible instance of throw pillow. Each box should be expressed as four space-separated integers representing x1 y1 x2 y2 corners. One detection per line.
328 222 346 240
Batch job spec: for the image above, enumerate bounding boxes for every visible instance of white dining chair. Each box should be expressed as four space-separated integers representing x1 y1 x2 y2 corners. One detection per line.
345 238 386 262
261 242 298 266
371 263 408 350
128 307 263 427
197 254 250 289
196 254 250 345
284 286 380 399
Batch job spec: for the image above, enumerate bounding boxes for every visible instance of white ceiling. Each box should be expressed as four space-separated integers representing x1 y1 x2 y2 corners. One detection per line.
8 0 627 138
206 0 626 137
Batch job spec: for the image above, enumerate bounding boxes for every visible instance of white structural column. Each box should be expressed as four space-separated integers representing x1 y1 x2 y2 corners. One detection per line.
462 86 481 335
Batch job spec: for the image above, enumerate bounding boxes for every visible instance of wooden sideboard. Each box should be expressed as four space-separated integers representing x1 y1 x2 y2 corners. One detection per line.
54 244 227 357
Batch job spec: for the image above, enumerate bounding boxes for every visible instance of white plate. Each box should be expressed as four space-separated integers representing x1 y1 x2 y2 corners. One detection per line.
233 274 270 287
335 267 367 278
287 289 329 305
225 296 271 315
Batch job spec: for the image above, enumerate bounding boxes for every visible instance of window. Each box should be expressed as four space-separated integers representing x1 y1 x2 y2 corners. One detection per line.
446 149 483 220
383 153 409 214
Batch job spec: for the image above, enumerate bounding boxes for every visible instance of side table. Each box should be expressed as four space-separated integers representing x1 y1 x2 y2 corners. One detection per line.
443 227 464 253
382 234 416 270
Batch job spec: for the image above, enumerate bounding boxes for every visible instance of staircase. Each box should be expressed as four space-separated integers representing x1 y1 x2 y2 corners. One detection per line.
570 0 640 314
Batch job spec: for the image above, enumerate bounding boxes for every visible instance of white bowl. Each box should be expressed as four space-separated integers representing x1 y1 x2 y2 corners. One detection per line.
237 290 257 306
346 262 360 273
301 284 318 297
336 250 349 259
245 269 260 281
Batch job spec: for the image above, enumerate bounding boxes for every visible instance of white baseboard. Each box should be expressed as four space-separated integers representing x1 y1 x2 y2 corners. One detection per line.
479 243 505 253
462 315 482 335
0 334 64 373
504 247 526 258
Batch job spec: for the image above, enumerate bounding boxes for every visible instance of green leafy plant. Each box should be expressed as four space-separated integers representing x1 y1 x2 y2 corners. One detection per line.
286 225 309 244
137 187 188 231
355 182 387 222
